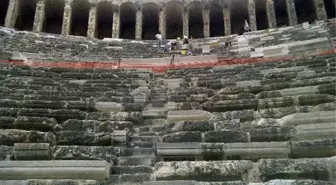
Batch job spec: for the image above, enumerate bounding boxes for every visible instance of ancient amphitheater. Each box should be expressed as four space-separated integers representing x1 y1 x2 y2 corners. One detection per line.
0 0 336 184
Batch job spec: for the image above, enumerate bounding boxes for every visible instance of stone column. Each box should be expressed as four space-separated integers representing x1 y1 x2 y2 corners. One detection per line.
61 1 72 36
33 0 46 32
112 8 120 38
183 7 189 37
313 0 327 20
135 7 143 40
285 0 298 26
4 0 19 28
159 8 166 38
266 0 277 28
87 4 97 39
223 0 231 36
202 7 210 38
248 0 257 31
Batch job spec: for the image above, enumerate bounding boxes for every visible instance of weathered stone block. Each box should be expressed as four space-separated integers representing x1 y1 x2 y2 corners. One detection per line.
111 166 153 174
261 180 334 185
292 123 336 141
55 119 101 132
290 139 336 158
112 130 128 146
279 111 336 127
201 143 225 157
162 132 202 143
57 119 132 133
204 131 249 143
168 120 214 132
212 110 255 122
0 129 55 146
0 160 110 180
225 142 289 160
94 102 124 112
56 131 111 146
14 117 57 132
258 157 335 181
167 110 214 123
214 119 241 131
157 142 201 156
27 180 99 185
153 161 253 181
0 180 100 185
249 127 295 142
0 145 13 160
189 94 208 103
52 146 119 162
14 143 50 160
110 112 143 125
203 99 258 112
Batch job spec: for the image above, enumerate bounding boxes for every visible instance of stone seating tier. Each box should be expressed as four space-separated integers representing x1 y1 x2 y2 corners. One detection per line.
0 53 335 185
0 19 335 62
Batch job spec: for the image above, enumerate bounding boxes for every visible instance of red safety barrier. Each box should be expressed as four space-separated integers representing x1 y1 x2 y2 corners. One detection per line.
1 49 335 73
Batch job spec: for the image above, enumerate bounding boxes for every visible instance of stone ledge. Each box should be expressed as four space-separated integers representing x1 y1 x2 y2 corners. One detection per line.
0 160 110 180
0 180 99 185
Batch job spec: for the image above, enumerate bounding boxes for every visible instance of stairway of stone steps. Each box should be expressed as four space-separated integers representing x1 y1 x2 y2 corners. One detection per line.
107 79 167 184
109 136 157 184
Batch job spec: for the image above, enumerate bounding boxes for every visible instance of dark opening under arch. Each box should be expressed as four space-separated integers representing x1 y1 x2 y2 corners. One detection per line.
255 0 268 30
165 2 183 39
231 0 249 35
294 0 317 23
0 0 9 26
70 0 90 36
142 3 159 40
324 0 336 19
210 2 224 37
120 2 136 39
43 0 65 34
274 0 289 27
14 0 37 31
96 1 114 39
188 2 204 38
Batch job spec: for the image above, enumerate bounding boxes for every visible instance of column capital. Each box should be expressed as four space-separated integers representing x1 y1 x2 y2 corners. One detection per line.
36 0 45 4
223 0 230 8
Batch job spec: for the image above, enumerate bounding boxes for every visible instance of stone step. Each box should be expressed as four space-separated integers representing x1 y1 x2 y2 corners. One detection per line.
138 132 157 136
143 180 334 185
129 141 157 148
0 160 110 180
109 173 151 184
118 156 157 166
111 166 153 174
130 136 160 142
121 148 155 156
0 180 100 185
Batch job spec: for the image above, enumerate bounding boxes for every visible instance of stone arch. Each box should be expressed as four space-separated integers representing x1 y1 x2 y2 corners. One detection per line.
120 2 136 39
0 0 9 26
142 2 159 40
96 1 114 39
324 0 336 19
188 1 204 38
14 0 38 31
43 0 65 34
231 0 249 35
274 0 289 27
255 0 268 30
294 0 317 23
210 1 224 37
70 0 90 36
165 2 183 39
